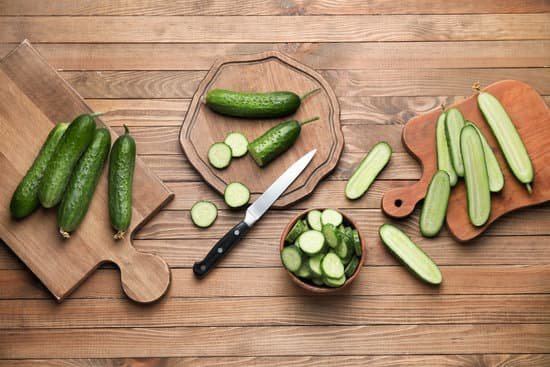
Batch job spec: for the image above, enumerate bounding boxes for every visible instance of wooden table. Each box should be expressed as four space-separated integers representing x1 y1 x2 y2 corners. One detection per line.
1 1 549 366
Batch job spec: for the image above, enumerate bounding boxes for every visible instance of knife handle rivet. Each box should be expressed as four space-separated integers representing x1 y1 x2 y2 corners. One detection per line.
234 230 240 236
217 247 223 254
200 265 206 271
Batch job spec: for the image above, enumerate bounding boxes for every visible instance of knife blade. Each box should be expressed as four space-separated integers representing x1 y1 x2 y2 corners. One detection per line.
193 149 317 278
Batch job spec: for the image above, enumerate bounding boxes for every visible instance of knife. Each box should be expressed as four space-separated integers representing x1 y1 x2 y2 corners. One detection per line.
193 149 317 278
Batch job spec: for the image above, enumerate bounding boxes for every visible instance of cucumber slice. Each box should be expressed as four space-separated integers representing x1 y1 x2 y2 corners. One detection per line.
445 108 466 177
224 182 250 209
190 201 218 228
351 229 362 256
322 224 340 248
436 112 458 186
461 125 491 227
379 224 442 285
297 230 325 255
312 277 324 286
478 91 534 193
335 238 349 259
294 261 312 279
321 252 345 279
344 256 360 278
308 253 324 277
306 209 323 231
465 122 504 193
321 209 343 227
281 245 303 273
224 132 249 158
419 170 451 238
345 142 392 200
208 142 232 169
323 275 346 288
286 219 308 243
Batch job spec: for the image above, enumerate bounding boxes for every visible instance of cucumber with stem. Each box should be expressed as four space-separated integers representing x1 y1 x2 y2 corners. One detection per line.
436 111 458 186
445 108 466 177
345 142 392 200
419 170 451 238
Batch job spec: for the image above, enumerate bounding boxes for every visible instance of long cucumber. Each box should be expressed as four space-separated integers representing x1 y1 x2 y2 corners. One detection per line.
465 122 504 193
419 170 451 238
445 108 466 177
345 142 392 200
435 112 457 186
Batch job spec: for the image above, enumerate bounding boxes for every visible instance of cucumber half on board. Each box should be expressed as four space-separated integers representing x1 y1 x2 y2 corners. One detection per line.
435 112 458 187
445 108 466 177
465 122 504 193
419 170 451 238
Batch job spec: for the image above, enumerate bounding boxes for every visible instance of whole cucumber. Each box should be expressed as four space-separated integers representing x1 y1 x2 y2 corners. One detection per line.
38 114 97 208
205 88 320 119
58 128 111 238
248 117 319 167
10 123 68 218
109 125 136 239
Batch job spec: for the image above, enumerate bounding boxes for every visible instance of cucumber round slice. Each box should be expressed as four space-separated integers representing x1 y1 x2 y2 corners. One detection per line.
466 122 504 193
224 132 249 158
312 277 324 286
306 209 322 231
345 141 392 200
286 219 308 243
335 238 350 259
224 182 250 209
322 224 340 248
351 229 362 256
321 252 344 279
344 256 360 278
379 224 442 285
436 112 458 186
323 274 346 288
295 261 312 279
419 170 451 238
281 245 303 273
445 108 466 177
190 201 218 228
321 209 343 227
297 230 325 255
208 142 232 169
308 253 324 277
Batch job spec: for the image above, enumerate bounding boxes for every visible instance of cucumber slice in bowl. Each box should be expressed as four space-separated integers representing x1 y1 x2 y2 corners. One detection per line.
224 132 248 158
321 224 340 248
465 122 504 193
321 209 343 227
323 274 346 288
306 209 322 231
281 245 303 273
297 230 325 255
345 141 392 200
224 182 250 209
445 108 466 177
285 219 308 243
208 142 232 169
419 170 451 238
321 252 345 279
190 201 218 228
308 253 325 277
436 112 458 186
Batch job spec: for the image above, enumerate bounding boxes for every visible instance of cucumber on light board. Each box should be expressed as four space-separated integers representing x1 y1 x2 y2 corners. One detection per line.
435 112 458 186
445 108 466 177
208 142 232 169
190 201 218 228
306 210 322 231
419 170 451 238
465 122 504 193
460 124 491 227
224 132 248 158
379 224 442 285
477 91 534 193
223 182 250 209
345 142 392 200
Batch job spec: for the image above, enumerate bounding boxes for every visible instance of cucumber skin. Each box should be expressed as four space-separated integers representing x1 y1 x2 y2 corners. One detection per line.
248 120 301 167
206 89 300 119
10 123 68 218
38 115 97 208
108 126 136 238
58 128 111 235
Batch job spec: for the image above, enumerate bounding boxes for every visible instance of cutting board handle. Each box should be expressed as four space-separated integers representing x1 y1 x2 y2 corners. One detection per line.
382 179 428 218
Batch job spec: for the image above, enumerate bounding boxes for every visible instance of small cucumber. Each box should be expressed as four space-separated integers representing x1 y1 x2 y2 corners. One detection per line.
465 122 504 193
205 88 320 119
190 201 218 228
108 125 136 239
445 108 466 177
248 117 319 167
460 124 491 227
58 128 111 238
419 170 451 238
345 142 392 200
10 123 68 218
39 114 97 208
435 112 458 186
224 182 250 209
224 132 248 158
477 91 534 193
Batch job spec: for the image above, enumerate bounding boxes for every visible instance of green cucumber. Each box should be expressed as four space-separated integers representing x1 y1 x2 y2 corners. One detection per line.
248 117 319 167
477 91 534 193
38 114 97 208
465 122 504 193
419 170 451 238
224 182 250 209
224 132 248 158
108 125 136 239
306 209 322 231
460 125 491 227
445 108 466 177
281 245 302 273
205 88 320 119
190 201 218 228
345 141 392 200
435 112 458 186
10 123 68 218
379 224 442 285
58 128 111 238
208 142 232 169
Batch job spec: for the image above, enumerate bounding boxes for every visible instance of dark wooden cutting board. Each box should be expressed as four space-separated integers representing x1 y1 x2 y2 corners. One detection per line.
382 80 550 241
0 41 174 303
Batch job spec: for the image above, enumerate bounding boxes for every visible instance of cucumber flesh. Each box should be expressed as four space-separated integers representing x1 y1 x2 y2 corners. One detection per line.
323 275 346 287
436 112 458 186
419 170 451 238
308 253 324 277
352 229 362 256
294 262 312 279
321 252 344 279
322 224 340 248
461 125 491 227
306 209 322 231
190 201 218 228
286 219 309 243
379 224 442 285
344 256 360 278
445 108 466 177
465 122 504 193
345 141 392 200
224 132 248 158
321 209 343 227
335 238 349 259
223 182 250 208
208 142 232 169
297 230 325 255
281 245 302 273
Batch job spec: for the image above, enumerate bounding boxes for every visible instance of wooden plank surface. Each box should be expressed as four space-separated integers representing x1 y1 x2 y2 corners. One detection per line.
1 1 549 365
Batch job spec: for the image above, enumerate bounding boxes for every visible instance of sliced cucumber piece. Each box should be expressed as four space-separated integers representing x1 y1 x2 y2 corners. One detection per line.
321 209 343 227
224 132 249 158
461 125 491 227
465 122 504 193
323 275 346 288
312 277 324 286
436 111 458 186
286 219 308 243
351 229 362 256
306 209 323 231
345 141 392 200
190 201 218 228
208 142 232 169
379 224 442 285
294 262 312 279
321 252 345 279
281 245 302 273
297 230 325 255
322 224 340 248
335 237 350 259
344 256 360 278
308 253 324 277
419 170 451 238
224 182 250 209
445 108 466 177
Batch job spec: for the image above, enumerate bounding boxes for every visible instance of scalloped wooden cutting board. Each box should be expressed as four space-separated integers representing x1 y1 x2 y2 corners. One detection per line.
0 41 174 303
382 80 550 241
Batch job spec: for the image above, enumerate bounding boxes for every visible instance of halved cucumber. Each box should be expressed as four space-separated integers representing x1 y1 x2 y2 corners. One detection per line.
224 132 248 158
445 108 466 177
297 230 325 255
281 245 302 273
436 112 458 186
322 224 340 248
379 224 442 285
286 219 309 243
208 142 232 169
321 209 343 227
345 141 392 200
321 252 344 279
306 209 322 231
308 253 324 277
190 201 218 228
460 125 491 227
323 275 346 288
465 122 504 193
224 182 250 208
344 256 359 278
419 170 451 238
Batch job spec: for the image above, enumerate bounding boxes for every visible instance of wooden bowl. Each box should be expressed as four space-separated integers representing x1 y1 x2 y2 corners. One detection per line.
279 208 366 293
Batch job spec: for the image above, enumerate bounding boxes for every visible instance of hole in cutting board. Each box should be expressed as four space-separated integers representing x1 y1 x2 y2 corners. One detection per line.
394 199 403 207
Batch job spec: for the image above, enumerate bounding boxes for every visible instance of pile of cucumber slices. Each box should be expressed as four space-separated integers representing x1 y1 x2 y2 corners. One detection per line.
281 209 363 288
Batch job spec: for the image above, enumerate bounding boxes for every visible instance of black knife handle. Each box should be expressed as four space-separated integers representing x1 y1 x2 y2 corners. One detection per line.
193 221 250 278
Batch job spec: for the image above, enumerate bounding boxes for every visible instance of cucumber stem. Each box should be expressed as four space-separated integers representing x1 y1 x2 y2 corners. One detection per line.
59 228 71 239
114 230 126 240
90 112 104 117
300 88 321 101
526 183 533 194
299 117 320 126
123 124 130 135
472 81 481 92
